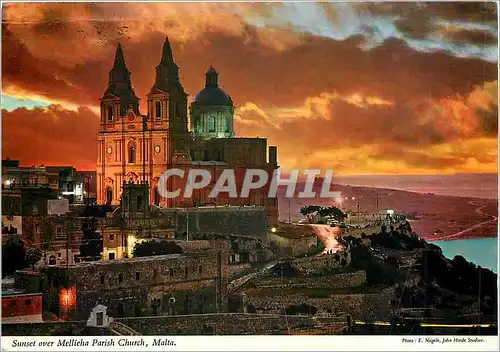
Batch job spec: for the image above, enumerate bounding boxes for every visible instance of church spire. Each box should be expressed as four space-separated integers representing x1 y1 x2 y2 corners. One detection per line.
109 43 130 85
160 36 174 65
150 36 184 94
103 43 140 115
112 43 127 71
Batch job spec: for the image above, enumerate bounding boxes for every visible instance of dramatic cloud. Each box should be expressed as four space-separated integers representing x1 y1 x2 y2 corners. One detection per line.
2 105 99 170
356 2 497 55
1 2 498 175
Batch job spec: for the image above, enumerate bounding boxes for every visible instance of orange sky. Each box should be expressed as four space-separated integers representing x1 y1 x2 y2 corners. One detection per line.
1 2 498 174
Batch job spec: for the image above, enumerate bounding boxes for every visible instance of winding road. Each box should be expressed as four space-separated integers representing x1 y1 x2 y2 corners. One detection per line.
433 201 498 241
309 224 344 255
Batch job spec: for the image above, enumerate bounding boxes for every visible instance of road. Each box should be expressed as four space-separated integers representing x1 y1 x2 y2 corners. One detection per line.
227 260 278 292
433 201 498 241
309 224 344 255
354 320 495 328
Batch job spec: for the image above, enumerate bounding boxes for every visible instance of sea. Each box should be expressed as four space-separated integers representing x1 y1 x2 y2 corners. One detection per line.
334 173 498 199
334 173 498 273
430 238 498 273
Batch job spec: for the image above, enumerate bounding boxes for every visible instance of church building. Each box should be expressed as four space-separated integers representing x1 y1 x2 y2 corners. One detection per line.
96 38 279 225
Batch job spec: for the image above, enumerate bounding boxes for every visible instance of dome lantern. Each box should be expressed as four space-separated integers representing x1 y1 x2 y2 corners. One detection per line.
205 66 219 88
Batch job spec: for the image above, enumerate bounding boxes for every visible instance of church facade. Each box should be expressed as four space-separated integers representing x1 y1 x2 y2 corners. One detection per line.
96 38 278 225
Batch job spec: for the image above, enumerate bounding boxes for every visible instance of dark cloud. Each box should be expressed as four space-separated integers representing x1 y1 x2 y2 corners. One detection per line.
475 106 499 136
443 28 498 46
356 2 497 23
1 105 99 169
427 2 498 23
358 2 498 44
2 6 497 110
393 17 434 40
368 146 465 169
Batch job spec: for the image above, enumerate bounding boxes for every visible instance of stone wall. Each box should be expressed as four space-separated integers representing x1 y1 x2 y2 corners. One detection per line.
252 271 367 290
177 236 272 266
174 207 268 241
43 249 228 320
175 240 213 252
1 313 347 336
14 271 42 293
1 321 88 336
228 264 252 278
118 313 342 335
244 286 396 320
269 233 318 257
227 236 273 264
20 215 83 251
291 251 351 275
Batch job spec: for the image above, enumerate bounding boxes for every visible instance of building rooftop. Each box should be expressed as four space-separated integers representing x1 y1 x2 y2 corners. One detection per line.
52 250 221 269
174 205 265 212
1 289 41 298
191 161 228 166
193 87 233 106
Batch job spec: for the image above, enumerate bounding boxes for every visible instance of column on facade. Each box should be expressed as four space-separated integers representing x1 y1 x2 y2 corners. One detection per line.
114 174 119 204
139 138 142 162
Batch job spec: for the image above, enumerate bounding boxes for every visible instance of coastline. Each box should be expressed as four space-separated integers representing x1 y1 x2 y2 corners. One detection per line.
426 233 499 242
281 183 498 240
429 237 498 273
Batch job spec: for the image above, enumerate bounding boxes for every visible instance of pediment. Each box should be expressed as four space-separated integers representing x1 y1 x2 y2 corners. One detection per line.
122 108 143 123
149 87 168 95
92 304 108 312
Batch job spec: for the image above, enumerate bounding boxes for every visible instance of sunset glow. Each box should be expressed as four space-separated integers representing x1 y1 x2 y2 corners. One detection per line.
2 2 498 175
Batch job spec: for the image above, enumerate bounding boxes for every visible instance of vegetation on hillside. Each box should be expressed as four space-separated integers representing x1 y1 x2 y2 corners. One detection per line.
343 223 498 318
300 205 346 223
2 239 43 277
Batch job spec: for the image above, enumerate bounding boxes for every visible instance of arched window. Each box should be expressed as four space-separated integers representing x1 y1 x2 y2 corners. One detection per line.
128 144 136 164
195 118 201 133
107 106 114 122
176 103 181 117
208 116 216 132
154 187 160 206
106 188 113 205
214 150 221 161
48 256 57 266
155 101 162 119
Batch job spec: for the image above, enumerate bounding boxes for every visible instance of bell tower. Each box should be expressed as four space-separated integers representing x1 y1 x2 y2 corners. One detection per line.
100 43 140 119
97 43 146 206
97 39 193 207
147 37 190 165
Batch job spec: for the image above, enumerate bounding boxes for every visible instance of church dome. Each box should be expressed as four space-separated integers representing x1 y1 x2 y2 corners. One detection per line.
194 87 232 106
193 67 233 106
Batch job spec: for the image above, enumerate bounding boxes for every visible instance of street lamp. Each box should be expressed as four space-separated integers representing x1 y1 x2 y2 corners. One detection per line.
271 227 277 233
4 179 11 186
